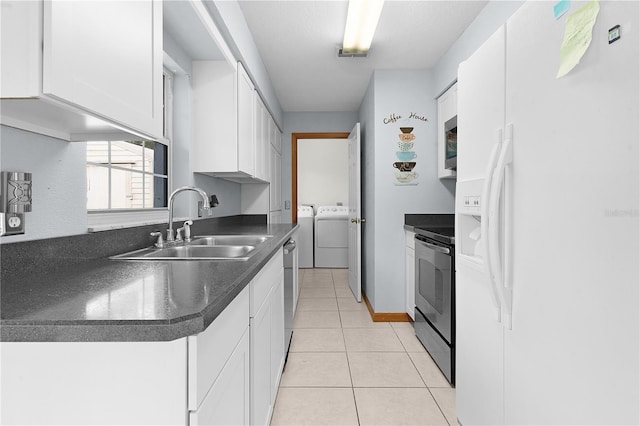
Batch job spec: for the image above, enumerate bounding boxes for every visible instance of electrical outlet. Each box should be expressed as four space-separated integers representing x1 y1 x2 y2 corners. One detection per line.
284 200 291 210
0 213 25 236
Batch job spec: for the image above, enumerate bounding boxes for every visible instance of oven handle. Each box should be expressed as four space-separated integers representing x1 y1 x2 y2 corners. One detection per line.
415 236 450 255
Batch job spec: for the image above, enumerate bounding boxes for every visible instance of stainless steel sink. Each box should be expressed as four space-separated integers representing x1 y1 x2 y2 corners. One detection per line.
190 235 272 246
110 234 272 261
111 245 255 261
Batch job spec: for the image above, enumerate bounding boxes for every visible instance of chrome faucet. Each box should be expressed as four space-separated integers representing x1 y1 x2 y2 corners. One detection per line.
167 187 210 243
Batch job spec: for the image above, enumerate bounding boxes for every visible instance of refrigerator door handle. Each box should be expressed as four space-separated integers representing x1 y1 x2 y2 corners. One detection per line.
482 131 504 322
489 133 513 329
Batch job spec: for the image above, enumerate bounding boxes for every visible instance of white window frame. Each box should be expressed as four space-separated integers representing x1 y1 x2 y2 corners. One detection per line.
87 69 174 232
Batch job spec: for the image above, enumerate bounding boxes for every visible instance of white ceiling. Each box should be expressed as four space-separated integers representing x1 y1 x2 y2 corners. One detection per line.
238 0 488 112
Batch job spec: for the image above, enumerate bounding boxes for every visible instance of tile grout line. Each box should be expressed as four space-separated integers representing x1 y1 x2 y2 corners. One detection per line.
333 268 363 425
403 327 454 425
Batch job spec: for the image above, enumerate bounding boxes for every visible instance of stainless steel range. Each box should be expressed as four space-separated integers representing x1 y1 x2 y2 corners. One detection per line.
414 226 455 385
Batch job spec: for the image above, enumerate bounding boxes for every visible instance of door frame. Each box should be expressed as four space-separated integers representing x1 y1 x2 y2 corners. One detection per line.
291 132 349 223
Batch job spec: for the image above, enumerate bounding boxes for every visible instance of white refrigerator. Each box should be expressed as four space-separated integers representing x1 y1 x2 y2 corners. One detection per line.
455 1 639 424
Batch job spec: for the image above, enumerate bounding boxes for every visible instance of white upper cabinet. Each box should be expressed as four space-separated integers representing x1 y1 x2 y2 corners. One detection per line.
437 83 457 179
269 145 282 215
269 116 282 154
254 95 270 182
237 63 256 178
0 0 163 141
192 61 260 182
192 59 278 184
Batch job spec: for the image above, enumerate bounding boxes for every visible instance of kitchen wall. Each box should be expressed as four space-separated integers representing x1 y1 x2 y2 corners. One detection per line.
281 111 358 223
0 126 88 242
297 139 348 209
358 69 455 313
433 0 525 95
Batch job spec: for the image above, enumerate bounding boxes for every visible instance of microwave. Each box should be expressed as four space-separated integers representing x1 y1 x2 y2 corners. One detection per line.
444 116 457 170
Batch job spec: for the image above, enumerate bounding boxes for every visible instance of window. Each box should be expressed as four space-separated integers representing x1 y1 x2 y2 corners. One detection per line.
86 69 173 229
86 140 168 209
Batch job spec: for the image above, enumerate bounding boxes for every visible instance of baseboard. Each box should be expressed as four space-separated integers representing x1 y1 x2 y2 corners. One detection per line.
362 292 412 322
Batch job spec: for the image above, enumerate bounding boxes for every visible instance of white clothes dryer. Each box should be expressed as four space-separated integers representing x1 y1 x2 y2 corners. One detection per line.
297 205 314 268
314 205 349 268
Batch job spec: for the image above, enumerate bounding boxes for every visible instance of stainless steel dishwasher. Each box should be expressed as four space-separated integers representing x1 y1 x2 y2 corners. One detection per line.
283 237 298 359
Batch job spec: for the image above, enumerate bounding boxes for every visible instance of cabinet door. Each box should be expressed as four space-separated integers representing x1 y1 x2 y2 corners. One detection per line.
405 231 416 320
405 247 415 320
275 150 282 209
1 339 187 425
254 94 265 181
42 0 163 139
269 146 276 210
188 286 249 411
190 329 250 426
268 117 276 150
0 1 41 98
250 294 272 426
270 147 282 212
270 273 285 402
237 63 255 177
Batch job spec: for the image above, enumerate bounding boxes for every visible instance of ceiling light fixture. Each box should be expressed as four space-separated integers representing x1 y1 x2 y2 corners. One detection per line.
341 0 384 55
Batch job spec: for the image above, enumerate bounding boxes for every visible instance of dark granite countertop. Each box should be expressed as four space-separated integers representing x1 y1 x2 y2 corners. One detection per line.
404 213 454 232
1 217 297 342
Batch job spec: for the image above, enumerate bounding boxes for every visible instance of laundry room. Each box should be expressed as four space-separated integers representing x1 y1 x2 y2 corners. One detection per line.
297 138 349 269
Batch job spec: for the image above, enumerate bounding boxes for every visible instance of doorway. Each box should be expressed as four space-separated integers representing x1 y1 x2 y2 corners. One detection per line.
291 132 349 223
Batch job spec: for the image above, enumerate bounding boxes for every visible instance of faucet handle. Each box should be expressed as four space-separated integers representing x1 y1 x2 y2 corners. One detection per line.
150 231 164 248
182 220 193 242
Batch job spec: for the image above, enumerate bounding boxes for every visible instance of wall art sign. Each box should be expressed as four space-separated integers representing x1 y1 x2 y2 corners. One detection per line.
383 112 428 186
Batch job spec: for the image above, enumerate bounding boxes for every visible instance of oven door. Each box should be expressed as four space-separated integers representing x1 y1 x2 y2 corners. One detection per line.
415 235 453 344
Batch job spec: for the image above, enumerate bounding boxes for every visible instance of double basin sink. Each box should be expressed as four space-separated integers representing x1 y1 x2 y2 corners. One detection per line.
111 235 272 261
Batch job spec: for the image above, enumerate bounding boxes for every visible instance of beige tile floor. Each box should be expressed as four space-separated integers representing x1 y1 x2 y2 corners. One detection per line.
271 268 457 426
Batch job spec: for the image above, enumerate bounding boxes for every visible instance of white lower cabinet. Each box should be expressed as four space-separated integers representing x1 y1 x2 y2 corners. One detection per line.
188 285 250 423
189 329 250 426
405 230 416 320
270 276 285 402
250 251 285 426
0 339 188 425
250 291 274 426
189 251 284 426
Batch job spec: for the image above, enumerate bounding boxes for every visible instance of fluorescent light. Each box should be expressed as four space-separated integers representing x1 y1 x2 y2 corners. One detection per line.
342 0 384 54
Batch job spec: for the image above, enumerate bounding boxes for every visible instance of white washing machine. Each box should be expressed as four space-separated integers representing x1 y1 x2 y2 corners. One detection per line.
314 205 349 268
297 205 314 268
